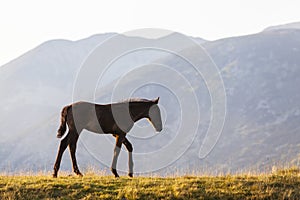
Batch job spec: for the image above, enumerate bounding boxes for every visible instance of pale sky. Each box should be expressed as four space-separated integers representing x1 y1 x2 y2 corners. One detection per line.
0 0 299 66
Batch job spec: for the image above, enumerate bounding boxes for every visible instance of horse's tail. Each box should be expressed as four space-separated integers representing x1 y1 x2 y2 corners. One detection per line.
57 105 71 138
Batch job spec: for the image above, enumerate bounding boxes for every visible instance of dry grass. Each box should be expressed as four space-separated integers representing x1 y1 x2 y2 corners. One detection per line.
0 168 299 199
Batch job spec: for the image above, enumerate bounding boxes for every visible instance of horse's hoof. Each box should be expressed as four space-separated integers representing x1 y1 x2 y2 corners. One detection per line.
111 168 119 178
52 173 57 178
75 170 83 177
128 173 133 178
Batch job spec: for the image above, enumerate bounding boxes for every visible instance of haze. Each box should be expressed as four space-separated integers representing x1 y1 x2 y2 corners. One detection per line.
0 0 299 66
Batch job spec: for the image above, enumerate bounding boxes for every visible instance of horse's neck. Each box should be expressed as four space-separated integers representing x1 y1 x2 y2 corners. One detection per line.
130 103 148 122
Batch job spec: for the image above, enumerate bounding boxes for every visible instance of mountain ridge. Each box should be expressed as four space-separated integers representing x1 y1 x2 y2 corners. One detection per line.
0 23 299 174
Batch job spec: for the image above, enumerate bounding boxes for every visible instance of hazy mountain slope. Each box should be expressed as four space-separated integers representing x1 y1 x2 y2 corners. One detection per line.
0 33 115 142
198 29 300 171
264 21 300 31
92 28 300 173
0 33 195 172
0 27 300 174
0 33 117 172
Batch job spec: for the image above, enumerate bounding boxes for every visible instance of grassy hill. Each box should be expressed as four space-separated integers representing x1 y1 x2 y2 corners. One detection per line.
0 168 299 200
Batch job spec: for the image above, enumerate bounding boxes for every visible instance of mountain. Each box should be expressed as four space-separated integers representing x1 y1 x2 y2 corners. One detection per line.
94 28 300 174
264 21 300 32
192 29 300 172
0 32 201 173
0 25 300 174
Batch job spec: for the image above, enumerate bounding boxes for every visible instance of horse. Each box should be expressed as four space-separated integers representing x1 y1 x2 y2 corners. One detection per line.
53 97 162 178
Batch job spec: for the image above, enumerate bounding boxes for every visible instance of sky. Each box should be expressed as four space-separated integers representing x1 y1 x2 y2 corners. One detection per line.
0 0 299 66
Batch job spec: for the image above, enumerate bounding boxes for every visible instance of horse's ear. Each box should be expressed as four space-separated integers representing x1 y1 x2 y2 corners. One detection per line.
153 97 160 104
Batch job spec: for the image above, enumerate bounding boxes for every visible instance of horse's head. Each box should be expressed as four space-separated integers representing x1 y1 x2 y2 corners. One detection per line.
148 97 163 132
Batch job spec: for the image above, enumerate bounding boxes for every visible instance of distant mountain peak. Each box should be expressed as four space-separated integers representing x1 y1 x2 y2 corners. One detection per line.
263 21 300 32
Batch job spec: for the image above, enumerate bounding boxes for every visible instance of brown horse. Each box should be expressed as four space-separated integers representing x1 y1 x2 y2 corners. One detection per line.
53 97 162 178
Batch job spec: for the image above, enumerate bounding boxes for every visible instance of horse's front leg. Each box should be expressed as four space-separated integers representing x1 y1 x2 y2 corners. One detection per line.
111 134 125 178
123 137 134 177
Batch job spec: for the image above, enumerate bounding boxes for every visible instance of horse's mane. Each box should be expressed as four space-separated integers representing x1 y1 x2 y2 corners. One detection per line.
120 98 153 103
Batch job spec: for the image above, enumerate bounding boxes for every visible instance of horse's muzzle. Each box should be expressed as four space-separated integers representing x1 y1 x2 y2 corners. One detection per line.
156 127 163 132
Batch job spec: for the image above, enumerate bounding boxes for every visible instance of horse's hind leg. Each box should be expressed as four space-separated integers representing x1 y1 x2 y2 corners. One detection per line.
111 133 125 178
53 133 70 178
68 130 82 177
123 137 134 177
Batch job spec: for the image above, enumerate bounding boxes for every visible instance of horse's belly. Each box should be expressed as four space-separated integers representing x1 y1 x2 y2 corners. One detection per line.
85 120 108 134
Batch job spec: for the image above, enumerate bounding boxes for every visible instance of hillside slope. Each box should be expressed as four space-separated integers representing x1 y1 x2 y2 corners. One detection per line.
0 25 300 174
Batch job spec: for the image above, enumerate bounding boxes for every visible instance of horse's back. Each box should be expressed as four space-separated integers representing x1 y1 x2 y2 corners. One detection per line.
67 101 106 133
69 101 135 134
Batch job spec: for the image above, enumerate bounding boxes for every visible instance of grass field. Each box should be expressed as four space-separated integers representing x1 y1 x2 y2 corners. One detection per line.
0 168 300 200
